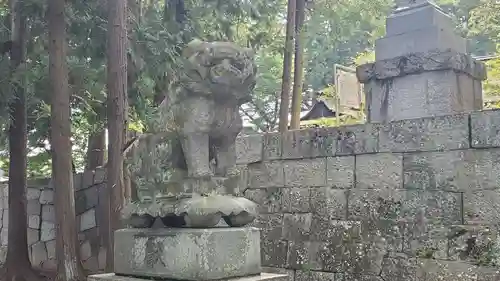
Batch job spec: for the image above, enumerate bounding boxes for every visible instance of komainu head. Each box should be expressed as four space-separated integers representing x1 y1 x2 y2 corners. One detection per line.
180 39 257 104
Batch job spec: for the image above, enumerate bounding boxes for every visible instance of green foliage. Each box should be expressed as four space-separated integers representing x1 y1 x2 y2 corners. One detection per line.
1 0 499 177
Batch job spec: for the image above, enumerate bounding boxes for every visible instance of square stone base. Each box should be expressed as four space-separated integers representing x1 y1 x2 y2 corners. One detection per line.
114 227 261 280
88 273 288 281
365 70 483 123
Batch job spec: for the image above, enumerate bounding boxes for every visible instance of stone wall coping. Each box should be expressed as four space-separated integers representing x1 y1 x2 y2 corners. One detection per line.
236 108 500 164
356 48 487 83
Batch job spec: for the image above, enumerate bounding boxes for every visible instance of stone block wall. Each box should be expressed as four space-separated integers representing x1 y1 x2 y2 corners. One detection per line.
0 168 107 272
237 109 500 281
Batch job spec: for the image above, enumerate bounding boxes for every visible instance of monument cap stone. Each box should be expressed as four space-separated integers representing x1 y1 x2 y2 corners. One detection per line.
357 1 485 122
386 2 454 36
376 0 466 60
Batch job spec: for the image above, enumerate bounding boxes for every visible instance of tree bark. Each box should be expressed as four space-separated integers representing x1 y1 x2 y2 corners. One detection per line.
104 0 128 272
48 0 85 278
0 1 42 280
85 130 106 170
278 0 296 132
289 0 306 130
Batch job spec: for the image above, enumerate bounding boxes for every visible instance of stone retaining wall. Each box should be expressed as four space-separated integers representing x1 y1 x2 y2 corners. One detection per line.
2 109 500 279
237 109 500 281
0 168 107 272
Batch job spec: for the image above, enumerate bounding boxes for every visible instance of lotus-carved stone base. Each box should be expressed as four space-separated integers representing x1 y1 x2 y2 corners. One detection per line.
122 194 257 228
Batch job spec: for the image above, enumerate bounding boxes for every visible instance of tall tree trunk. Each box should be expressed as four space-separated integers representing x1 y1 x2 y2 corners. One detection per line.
104 0 128 272
278 0 296 132
85 130 106 170
0 1 41 280
48 0 85 279
289 0 306 130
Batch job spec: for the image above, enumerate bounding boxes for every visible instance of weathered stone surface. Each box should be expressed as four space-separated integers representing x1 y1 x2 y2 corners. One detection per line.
286 241 323 270
93 168 106 184
401 190 462 225
73 173 83 190
310 187 347 220
336 275 383 281
356 153 403 189
334 124 380 155
263 132 282 160
114 228 261 280
379 114 469 152
387 2 454 36
287 238 386 274
261 239 288 267
88 273 290 281
375 25 467 61
281 188 310 213
310 219 362 243
83 256 99 272
471 109 500 148
236 134 263 164
40 221 56 241
403 149 500 191
282 213 312 241
363 71 482 123
362 219 405 253
39 189 54 204
347 188 403 221
42 204 56 223
380 255 418 281
79 208 96 231
46 239 56 259
0 246 6 263
27 199 41 215
28 215 40 229
357 49 487 83
282 129 314 159
237 165 249 193
27 187 41 200
284 159 326 187
295 270 334 281
2 209 7 227
81 240 92 261
446 225 498 263
326 156 354 188
310 127 336 157
27 228 39 245
248 161 285 188
1 228 7 245
84 186 99 209
416 259 500 281
463 190 500 225
251 214 283 240
30 241 47 267
98 247 107 270
244 188 282 214
82 170 95 191
403 224 448 259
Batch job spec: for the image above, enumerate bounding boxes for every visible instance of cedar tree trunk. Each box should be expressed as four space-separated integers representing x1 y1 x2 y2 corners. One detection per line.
278 0 296 132
104 0 128 271
48 0 85 279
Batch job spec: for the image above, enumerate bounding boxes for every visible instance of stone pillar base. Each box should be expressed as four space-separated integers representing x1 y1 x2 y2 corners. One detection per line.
114 227 261 281
356 49 487 123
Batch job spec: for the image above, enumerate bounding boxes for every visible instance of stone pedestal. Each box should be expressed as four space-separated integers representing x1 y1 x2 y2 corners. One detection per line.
114 227 261 280
357 1 487 123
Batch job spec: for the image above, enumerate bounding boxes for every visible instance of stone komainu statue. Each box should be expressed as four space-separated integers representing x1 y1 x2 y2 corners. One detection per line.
123 40 258 228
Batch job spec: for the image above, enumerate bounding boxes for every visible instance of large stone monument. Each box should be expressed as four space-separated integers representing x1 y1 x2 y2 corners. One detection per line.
88 40 287 281
356 0 487 122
